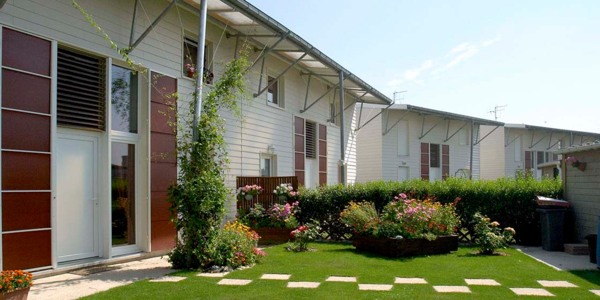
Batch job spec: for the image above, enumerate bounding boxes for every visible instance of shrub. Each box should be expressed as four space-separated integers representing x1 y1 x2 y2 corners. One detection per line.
473 212 516 255
339 201 379 235
211 221 265 268
298 177 561 244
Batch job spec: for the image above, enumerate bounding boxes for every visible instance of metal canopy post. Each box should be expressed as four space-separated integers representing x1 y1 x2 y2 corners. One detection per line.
339 71 346 186
192 0 207 141
128 0 179 52
253 52 308 98
129 0 139 48
469 119 474 179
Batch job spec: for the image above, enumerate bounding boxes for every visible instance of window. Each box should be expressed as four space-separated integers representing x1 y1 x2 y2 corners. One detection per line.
260 154 276 176
183 37 213 84
57 47 106 130
111 142 136 246
305 121 317 159
430 143 440 168
111 65 138 133
329 97 341 126
266 74 284 108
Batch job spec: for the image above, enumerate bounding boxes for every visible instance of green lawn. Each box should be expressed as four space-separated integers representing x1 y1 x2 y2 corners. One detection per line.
84 243 600 299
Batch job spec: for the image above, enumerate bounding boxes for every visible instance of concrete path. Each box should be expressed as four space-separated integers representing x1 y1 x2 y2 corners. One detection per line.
30 257 173 300
515 245 597 270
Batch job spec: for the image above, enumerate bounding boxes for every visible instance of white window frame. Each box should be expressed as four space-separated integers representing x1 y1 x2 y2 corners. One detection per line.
182 34 213 83
259 153 277 177
266 71 284 108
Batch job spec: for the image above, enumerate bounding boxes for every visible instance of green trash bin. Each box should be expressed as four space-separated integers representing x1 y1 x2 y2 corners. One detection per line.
536 207 567 251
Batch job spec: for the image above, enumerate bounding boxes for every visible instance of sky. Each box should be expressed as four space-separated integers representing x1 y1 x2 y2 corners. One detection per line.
247 0 600 133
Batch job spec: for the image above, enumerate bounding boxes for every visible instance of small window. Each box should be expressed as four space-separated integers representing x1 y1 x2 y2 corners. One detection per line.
183 37 213 84
430 143 440 168
266 74 284 108
329 97 341 126
537 151 545 165
111 65 138 133
260 154 276 176
305 121 317 159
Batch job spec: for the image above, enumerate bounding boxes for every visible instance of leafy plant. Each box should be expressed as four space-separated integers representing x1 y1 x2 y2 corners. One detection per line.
239 202 299 229
473 212 516 255
211 221 265 268
287 222 321 252
168 48 249 269
339 201 379 235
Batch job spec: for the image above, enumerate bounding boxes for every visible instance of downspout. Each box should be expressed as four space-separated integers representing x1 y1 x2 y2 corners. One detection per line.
339 71 346 185
469 119 474 179
192 0 207 141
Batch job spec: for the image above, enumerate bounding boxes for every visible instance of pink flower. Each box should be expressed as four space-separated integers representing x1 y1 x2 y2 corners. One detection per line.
399 193 407 199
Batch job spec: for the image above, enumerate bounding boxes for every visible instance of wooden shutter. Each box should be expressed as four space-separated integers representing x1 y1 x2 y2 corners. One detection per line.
305 121 317 159
2 28 52 270
150 72 177 251
57 47 106 130
420 143 429 180
318 124 327 186
525 150 532 170
442 144 450 180
294 116 305 186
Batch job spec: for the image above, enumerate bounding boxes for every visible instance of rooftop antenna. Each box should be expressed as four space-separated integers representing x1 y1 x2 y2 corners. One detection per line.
393 91 406 104
488 104 507 121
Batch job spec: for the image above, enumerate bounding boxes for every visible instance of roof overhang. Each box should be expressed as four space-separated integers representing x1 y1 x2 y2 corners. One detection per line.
181 0 392 105
556 142 600 154
504 123 600 137
363 103 504 126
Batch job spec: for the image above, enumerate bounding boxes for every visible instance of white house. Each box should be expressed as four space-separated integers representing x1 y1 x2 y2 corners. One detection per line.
0 0 391 271
480 124 600 180
354 104 503 182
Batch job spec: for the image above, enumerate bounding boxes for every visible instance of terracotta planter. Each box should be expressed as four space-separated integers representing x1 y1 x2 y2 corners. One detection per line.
352 235 458 257
254 227 292 245
1 288 30 300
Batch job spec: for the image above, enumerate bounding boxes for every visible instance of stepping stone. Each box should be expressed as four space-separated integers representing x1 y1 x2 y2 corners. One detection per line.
395 277 427 284
217 279 252 286
465 279 501 286
149 276 187 283
358 284 393 291
590 290 600 296
197 272 229 278
261 274 291 280
326 276 357 282
510 288 554 296
287 281 320 288
433 286 471 293
537 280 578 288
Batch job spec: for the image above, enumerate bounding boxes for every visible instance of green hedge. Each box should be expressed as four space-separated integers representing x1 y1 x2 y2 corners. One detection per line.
297 177 562 245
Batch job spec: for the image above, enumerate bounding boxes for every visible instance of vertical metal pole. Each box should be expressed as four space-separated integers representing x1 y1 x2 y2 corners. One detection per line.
469 119 474 179
339 71 346 185
192 0 207 141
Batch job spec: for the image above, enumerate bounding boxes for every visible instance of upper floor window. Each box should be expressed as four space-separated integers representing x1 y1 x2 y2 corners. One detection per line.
430 143 440 168
260 153 276 176
183 37 213 84
267 74 284 108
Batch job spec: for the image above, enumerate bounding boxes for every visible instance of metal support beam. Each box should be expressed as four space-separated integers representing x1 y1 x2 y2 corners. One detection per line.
355 102 394 132
530 131 546 148
547 132 553 149
419 116 444 140
227 33 279 38
300 72 340 77
243 33 289 73
330 96 356 121
253 52 308 98
505 135 520 147
475 125 500 145
128 0 179 52
192 0 207 142
547 133 566 150
302 74 312 110
383 110 410 136
444 120 469 142
300 82 339 113
128 0 139 48
339 71 346 186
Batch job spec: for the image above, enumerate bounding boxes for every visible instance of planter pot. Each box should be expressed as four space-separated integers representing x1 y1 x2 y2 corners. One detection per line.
254 227 292 245
1 288 30 300
577 162 586 172
244 194 254 201
352 235 458 257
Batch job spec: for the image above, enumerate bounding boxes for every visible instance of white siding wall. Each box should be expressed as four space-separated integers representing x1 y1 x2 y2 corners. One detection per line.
480 125 506 179
2 0 354 219
563 149 600 242
355 108 382 182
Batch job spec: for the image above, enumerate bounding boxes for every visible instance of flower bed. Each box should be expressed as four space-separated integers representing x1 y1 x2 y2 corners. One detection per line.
353 235 458 257
254 227 291 245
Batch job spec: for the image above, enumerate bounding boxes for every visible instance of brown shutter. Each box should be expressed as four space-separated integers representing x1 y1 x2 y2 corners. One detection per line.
442 144 450 180
420 143 429 180
318 124 327 186
2 28 52 270
294 116 305 186
150 72 177 251
525 150 532 170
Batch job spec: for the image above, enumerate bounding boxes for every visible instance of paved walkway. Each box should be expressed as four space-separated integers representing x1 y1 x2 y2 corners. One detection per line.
29 246 597 299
